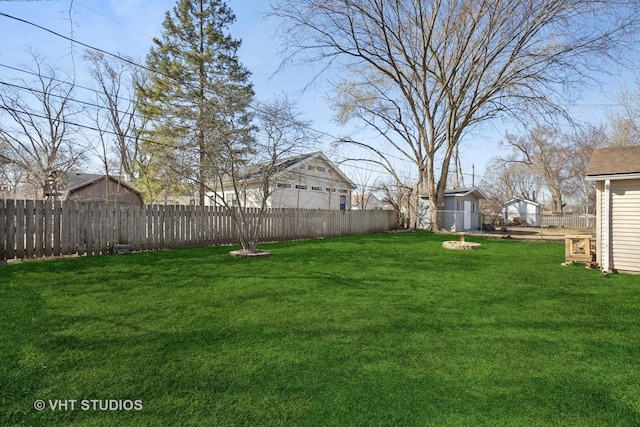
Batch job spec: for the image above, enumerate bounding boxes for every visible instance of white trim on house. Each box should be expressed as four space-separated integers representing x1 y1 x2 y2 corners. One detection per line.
602 179 611 273
585 173 640 182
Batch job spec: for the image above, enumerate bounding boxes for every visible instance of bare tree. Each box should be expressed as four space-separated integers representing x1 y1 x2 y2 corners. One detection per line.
607 80 640 147
502 125 575 214
84 50 145 179
482 156 543 204
271 0 640 230
376 179 415 228
348 172 372 210
0 52 85 198
479 156 543 226
207 96 315 254
570 124 608 214
0 139 27 198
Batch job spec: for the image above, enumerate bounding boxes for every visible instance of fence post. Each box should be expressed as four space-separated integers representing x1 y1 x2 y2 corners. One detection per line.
1 201 398 260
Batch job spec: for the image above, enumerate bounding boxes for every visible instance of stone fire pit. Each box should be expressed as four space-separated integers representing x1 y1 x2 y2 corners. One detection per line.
442 240 481 250
229 250 271 258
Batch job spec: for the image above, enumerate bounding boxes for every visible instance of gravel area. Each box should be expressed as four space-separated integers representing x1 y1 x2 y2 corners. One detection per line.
477 226 595 242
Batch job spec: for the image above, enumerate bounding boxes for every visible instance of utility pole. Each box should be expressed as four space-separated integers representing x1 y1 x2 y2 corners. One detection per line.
472 164 475 187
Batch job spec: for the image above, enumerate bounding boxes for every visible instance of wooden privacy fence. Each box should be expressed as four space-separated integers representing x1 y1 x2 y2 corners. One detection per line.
0 199 397 261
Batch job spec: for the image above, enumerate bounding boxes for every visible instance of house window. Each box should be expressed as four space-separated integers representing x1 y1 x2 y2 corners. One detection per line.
300 165 306 170
295 185 308 190
311 186 323 191
339 189 348 194
339 195 347 211
225 193 237 207
317 166 326 173
277 183 291 188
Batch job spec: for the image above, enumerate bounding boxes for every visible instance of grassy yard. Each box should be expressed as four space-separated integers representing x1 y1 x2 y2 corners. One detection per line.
1 232 639 426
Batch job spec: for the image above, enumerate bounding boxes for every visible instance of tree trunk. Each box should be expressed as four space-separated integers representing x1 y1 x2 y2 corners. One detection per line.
198 128 206 206
427 144 454 232
550 188 563 214
429 191 446 232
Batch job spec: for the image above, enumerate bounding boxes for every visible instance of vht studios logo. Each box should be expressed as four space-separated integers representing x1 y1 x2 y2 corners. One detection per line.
34 399 143 411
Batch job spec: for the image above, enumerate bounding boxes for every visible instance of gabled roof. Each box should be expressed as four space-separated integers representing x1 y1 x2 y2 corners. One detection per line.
65 173 105 191
66 173 139 194
420 187 487 200
223 151 357 189
501 197 541 207
445 187 487 198
586 146 640 180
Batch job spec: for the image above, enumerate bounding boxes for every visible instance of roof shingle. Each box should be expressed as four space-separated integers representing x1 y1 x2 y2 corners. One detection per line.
586 146 640 177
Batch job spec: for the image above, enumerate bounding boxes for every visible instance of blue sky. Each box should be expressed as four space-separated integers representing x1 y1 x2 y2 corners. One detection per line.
1 0 397 188
0 0 634 190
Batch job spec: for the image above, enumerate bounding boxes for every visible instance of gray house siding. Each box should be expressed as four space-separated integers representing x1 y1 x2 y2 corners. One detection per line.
419 188 484 231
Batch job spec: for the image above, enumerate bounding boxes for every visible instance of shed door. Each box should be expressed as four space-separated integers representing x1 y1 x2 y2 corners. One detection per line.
464 201 472 229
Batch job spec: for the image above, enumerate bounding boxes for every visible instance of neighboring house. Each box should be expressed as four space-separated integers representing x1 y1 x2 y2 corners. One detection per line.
206 152 357 210
419 187 487 231
501 197 542 227
351 194 391 210
46 171 144 206
586 146 640 274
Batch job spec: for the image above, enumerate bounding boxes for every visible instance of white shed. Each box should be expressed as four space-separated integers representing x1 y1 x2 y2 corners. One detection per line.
586 146 640 274
501 198 541 227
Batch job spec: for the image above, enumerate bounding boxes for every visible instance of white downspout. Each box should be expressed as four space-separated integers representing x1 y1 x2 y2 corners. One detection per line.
603 179 611 273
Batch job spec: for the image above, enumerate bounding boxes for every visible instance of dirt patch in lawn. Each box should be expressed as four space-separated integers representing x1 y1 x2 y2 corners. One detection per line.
479 226 595 242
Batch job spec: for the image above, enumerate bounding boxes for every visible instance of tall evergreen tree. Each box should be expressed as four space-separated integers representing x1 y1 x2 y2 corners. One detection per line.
137 0 254 205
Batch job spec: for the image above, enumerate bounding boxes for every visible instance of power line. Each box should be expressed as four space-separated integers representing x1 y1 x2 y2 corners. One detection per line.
73 1 156 40
0 11 374 151
0 12 153 75
0 61 237 129
0 64 407 180
0 73 399 179
0 62 138 105
0 80 136 117
0 10 414 186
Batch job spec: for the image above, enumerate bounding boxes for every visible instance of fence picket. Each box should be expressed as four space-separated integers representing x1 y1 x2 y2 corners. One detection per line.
25 200 34 259
1 199 396 261
14 200 25 259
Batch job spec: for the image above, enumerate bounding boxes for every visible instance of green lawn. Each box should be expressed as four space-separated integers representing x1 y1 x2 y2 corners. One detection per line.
1 232 639 426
